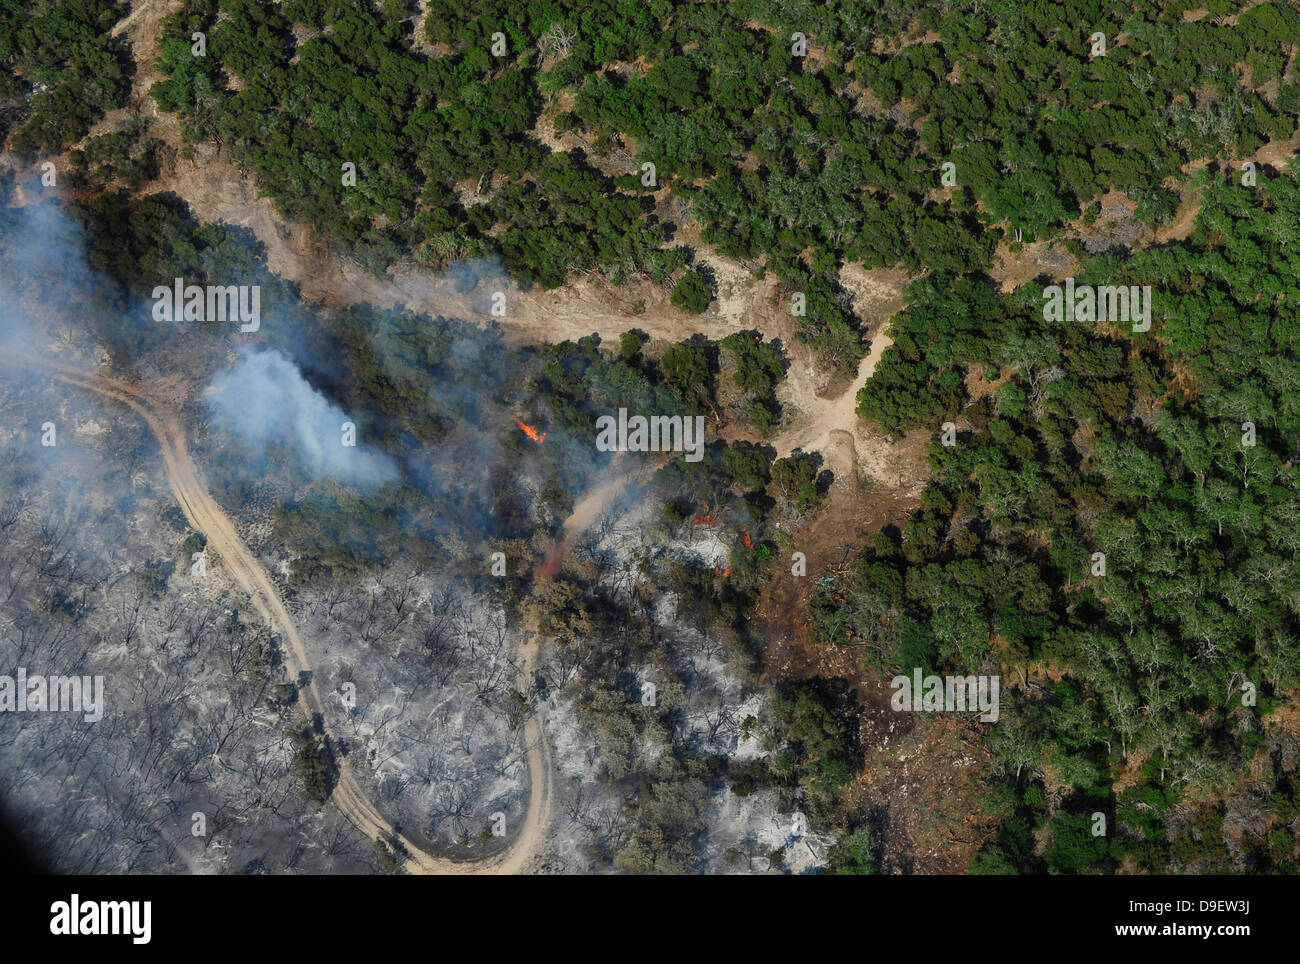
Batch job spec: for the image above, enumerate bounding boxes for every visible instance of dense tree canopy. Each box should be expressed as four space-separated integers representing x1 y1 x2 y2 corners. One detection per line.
146 0 1300 374
819 165 1300 873
0 0 132 157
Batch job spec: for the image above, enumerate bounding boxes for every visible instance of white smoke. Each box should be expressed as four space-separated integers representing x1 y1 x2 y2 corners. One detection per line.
205 347 399 488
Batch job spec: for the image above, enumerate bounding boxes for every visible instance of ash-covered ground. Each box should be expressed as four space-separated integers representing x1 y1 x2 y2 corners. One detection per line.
0 198 843 875
0 371 380 872
531 487 833 874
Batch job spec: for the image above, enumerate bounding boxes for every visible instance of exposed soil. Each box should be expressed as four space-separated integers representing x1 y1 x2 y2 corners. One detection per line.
989 238 1079 293
754 426 928 687
846 712 996 874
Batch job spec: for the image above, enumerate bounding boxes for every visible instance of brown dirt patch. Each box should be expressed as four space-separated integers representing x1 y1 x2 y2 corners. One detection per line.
755 426 929 686
990 239 1079 294
846 712 996 874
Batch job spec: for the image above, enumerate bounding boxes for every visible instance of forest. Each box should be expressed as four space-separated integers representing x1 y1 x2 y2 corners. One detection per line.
144 0 1300 373
821 166 1300 872
4 0 1300 874
0 1 132 158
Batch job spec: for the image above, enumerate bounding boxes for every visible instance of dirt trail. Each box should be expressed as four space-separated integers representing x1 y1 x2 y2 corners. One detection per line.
533 454 654 579
113 0 173 100
496 631 552 874
0 346 552 874
103 0 913 461
772 332 894 459
104 0 1300 448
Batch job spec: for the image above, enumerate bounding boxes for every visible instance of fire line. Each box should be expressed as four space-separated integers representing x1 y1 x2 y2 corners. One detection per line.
515 417 546 443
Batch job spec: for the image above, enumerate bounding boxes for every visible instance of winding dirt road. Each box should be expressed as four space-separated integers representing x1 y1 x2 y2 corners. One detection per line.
0 346 552 874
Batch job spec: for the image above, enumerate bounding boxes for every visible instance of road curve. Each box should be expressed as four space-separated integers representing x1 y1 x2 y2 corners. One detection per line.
0 347 552 875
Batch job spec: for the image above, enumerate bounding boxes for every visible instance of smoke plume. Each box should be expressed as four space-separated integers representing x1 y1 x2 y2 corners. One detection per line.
205 347 399 488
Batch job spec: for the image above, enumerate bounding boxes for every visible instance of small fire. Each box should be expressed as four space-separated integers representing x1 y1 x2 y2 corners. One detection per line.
722 567 732 578
515 418 546 443
533 540 567 583
693 503 714 526
741 531 753 550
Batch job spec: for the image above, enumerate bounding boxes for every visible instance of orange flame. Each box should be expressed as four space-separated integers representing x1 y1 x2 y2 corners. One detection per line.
533 539 567 583
722 567 732 578
515 418 546 443
742 531 753 550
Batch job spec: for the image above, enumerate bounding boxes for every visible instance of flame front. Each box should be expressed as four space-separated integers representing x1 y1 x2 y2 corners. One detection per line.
515 418 546 443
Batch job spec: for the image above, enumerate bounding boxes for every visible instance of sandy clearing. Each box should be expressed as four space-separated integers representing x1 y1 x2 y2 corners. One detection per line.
772 331 893 460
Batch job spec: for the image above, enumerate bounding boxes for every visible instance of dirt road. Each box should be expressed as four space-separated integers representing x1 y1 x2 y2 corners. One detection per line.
771 332 894 460
0 346 552 874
